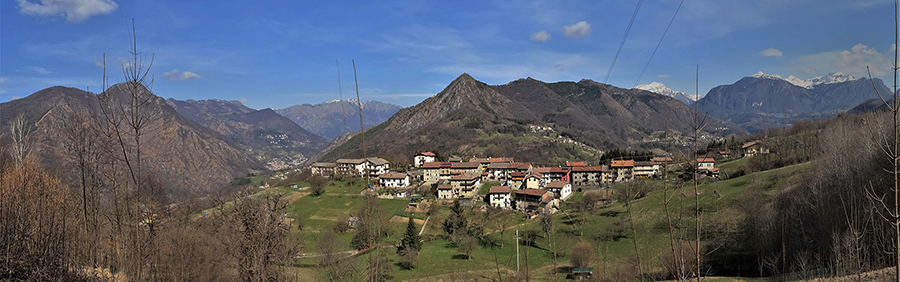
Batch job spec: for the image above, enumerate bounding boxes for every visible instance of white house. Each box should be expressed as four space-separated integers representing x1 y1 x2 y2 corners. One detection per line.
546 181 572 200
488 186 512 209
378 172 410 188
365 157 390 178
414 152 436 168
437 184 454 199
336 158 366 176
633 161 659 178
696 158 715 171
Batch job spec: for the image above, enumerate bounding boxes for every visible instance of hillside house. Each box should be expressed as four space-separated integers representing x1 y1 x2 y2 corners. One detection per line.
515 188 556 214
525 173 542 189
378 172 410 188
651 156 673 165
546 181 573 200
336 158 366 176
571 166 606 187
311 162 336 177
448 156 463 162
488 186 512 209
414 152 436 167
718 150 733 158
422 162 453 183
697 158 715 171
547 167 571 183
365 157 390 178
490 157 514 164
534 167 552 184
470 157 491 169
451 173 481 199
450 162 481 178
610 160 635 183
487 162 510 181
507 172 527 190
566 161 588 167
633 161 659 178
742 141 769 157
507 162 533 176
437 185 454 200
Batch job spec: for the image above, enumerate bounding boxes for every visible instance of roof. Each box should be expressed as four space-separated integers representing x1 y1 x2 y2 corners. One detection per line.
470 157 490 164
450 173 480 181
610 160 635 167
380 173 408 179
533 167 552 174
312 162 336 167
436 185 453 190
718 150 733 155
651 157 673 164
489 157 514 163
742 141 760 148
526 173 542 179
488 163 509 169
708 168 720 173
697 158 715 163
422 162 452 168
633 161 655 167
515 188 548 197
546 181 568 189
337 158 366 164
451 162 480 169
448 156 463 162
509 171 527 177
417 152 436 156
508 162 532 170
572 166 604 172
367 157 390 165
549 167 571 173
489 186 511 194
566 161 587 167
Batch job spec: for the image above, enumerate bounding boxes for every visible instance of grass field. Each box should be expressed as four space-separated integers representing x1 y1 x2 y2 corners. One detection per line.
210 160 811 281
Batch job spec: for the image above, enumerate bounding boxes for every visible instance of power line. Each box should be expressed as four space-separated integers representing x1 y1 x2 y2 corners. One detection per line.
604 0 645 84
633 0 686 88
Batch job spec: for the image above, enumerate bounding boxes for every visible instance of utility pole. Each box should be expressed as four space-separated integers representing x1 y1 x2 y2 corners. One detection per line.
516 229 520 274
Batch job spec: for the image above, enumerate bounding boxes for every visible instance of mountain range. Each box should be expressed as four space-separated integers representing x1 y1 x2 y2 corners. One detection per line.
0 84 262 196
634 82 698 105
275 100 402 140
167 98 328 170
695 72 890 132
317 73 746 164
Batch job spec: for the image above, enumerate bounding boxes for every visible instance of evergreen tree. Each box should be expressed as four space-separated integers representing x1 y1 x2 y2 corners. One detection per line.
399 217 421 252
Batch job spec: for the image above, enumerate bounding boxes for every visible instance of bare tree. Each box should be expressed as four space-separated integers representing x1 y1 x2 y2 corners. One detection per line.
8 113 32 164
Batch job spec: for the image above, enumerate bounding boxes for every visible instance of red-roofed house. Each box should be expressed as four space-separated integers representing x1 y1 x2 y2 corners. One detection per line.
566 161 588 167
488 186 512 209
610 160 635 183
422 162 453 183
571 166 606 187
414 152 436 168
633 161 659 179
696 158 715 171
487 162 510 181
451 173 481 198
437 185 454 199
507 172 528 190
547 167 571 183
525 173 543 189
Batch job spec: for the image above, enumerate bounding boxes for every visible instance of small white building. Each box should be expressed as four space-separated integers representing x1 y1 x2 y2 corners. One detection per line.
487 186 512 209
414 152 437 168
696 158 715 171
437 185 454 200
546 181 572 200
366 157 390 178
379 172 410 188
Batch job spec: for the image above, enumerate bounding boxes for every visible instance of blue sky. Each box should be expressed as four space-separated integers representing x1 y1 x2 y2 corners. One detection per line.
1 0 898 109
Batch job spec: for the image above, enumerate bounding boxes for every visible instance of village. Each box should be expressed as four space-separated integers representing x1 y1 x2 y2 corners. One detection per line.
309 141 768 218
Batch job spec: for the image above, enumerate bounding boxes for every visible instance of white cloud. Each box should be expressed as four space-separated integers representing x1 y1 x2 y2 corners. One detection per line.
530 30 551 42
163 69 201 81
563 21 591 38
17 0 118 22
23 66 52 75
759 48 783 57
802 67 815 74
239 98 248 103
794 43 892 77
657 74 672 78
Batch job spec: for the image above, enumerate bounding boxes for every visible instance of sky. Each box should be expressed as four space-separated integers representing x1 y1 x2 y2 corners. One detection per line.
1 0 899 109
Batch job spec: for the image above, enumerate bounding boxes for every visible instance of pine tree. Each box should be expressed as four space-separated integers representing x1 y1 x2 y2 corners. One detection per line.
400 217 421 252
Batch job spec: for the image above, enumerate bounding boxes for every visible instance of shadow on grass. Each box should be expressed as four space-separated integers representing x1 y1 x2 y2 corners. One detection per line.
451 254 470 260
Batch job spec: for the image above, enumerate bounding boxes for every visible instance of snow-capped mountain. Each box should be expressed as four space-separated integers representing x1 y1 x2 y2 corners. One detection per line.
750 71 858 89
634 82 697 105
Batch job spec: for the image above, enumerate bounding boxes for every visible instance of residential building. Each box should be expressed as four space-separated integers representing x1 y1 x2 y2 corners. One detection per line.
488 186 512 209
450 162 481 178
515 188 555 214
379 172 410 188
310 162 336 177
451 173 481 199
437 185 454 199
414 152 436 168
546 181 573 200
546 167 571 183
487 162 510 181
365 157 390 178
336 158 366 176
697 158 715 171
507 172 527 190
422 162 452 183
571 166 605 187
566 161 588 167
610 160 635 183
633 161 659 178
742 141 769 157
525 173 542 189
